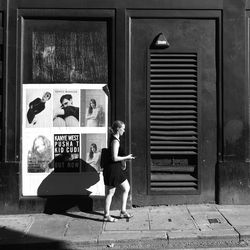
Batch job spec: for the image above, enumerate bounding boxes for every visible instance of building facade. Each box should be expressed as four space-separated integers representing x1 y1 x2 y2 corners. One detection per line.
0 0 250 213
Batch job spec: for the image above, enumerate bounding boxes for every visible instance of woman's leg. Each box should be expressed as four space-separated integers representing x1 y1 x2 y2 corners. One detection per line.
65 116 79 127
53 117 66 127
120 179 130 212
104 186 116 216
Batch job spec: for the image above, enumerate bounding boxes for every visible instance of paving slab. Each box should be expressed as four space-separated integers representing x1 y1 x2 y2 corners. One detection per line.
234 226 250 242
104 208 149 231
0 215 34 245
187 204 234 232
64 212 103 243
187 204 218 213
0 215 33 234
217 205 250 227
149 205 197 231
217 205 250 242
25 214 69 242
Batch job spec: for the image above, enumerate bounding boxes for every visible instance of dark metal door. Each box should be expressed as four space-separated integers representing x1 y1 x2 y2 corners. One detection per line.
129 11 219 205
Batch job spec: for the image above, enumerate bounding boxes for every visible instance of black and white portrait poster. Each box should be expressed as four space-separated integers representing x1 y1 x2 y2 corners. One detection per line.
81 89 106 128
82 134 106 173
53 89 80 127
22 130 54 196
22 84 108 196
25 87 53 128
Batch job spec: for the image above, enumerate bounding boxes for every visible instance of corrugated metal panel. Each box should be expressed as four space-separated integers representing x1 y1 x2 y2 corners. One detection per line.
149 52 198 193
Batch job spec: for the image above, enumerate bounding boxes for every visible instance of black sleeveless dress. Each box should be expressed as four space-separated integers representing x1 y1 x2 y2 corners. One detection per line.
103 135 127 187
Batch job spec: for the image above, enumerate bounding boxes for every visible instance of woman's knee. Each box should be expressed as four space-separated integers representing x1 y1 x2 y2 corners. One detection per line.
53 117 66 127
106 186 116 196
65 116 79 127
121 180 130 193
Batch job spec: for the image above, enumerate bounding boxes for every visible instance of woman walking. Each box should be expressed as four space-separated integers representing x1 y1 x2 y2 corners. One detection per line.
103 120 135 222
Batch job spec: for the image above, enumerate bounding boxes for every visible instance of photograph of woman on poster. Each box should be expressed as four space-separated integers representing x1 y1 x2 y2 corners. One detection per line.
81 90 106 127
82 134 106 172
53 91 80 127
86 143 101 172
85 99 101 127
27 135 53 173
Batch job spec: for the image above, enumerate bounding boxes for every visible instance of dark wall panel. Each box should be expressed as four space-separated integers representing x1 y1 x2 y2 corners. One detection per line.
216 0 250 204
23 20 108 83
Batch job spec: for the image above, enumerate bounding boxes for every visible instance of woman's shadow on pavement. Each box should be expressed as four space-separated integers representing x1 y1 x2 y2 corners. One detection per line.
37 153 104 221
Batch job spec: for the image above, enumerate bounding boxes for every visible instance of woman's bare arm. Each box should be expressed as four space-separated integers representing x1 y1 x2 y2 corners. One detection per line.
111 140 135 162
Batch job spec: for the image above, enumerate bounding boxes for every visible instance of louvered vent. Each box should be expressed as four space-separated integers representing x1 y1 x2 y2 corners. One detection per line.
149 51 199 193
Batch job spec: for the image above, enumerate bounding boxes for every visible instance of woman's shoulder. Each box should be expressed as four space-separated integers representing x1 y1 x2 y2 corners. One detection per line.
110 136 120 147
110 134 119 140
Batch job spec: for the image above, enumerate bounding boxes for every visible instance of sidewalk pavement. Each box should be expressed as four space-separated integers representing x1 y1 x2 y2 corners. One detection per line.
1 204 250 250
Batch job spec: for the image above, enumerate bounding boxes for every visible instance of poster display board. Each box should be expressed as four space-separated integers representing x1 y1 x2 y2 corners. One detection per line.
22 84 108 196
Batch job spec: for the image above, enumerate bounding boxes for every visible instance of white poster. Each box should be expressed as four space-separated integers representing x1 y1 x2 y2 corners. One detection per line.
22 84 108 196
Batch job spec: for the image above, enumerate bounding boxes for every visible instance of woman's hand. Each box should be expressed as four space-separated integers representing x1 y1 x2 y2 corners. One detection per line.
127 154 135 160
121 160 126 170
53 107 64 119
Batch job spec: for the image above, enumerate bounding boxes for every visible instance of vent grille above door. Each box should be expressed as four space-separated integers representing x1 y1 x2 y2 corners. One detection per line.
149 51 199 194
